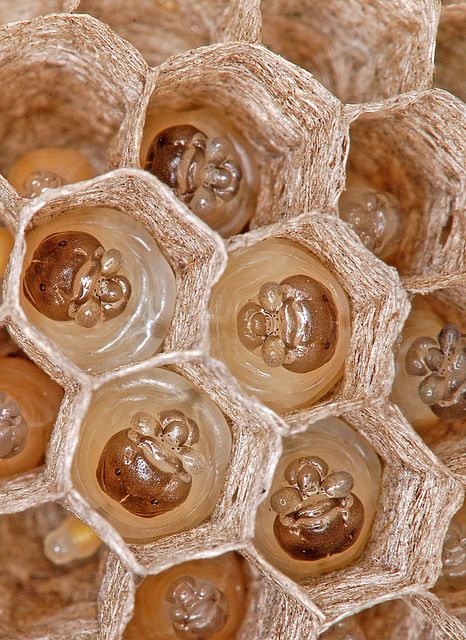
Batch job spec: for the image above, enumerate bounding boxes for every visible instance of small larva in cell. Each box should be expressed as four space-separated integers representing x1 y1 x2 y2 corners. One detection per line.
124 553 247 640
7 147 94 198
43 514 102 566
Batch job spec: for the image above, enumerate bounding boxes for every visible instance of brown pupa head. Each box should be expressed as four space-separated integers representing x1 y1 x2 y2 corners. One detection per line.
405 323 465 419
237 274 337 373
23 231 131 327
96 410 205 518
271 456 364 561
145 124 242 224
339 189 401 259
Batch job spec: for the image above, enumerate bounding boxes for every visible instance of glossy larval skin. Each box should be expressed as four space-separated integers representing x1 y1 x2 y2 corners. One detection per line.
43 514 102 566
23 231 131 328
141 108 257 237
271 456 364 561
96 410 205 518
0 226 14 286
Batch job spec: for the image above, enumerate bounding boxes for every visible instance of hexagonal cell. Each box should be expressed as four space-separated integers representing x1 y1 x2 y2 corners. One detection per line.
0 1 78 25
342 91 466 278
260 0 438 103
0 503 101 638
0 14 148 193
21 207 175 374
0 324 63 483
246 405 463 622
255 417 382 580
209 214 408 421
73 366 232 542
75 0 257 68
98 549 322 640
124 552 249 639
435 4 466 103
138 43 348 233
210 237 351 412
65 353 281 572
391 290 465 450
10 170 225 374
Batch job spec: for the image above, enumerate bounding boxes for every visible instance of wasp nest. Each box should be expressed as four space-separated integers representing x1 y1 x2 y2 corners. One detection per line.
0 2 464 640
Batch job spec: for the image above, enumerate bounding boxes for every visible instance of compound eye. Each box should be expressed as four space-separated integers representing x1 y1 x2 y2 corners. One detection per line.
237 302 266 349
321 471 354 498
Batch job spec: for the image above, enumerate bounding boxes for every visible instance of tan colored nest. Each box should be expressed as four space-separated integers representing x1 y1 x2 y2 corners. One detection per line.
0 3 464 639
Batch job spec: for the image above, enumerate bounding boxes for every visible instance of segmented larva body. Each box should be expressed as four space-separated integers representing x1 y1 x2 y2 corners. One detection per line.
43 514 101 566
21 207 176 374
141 108 258 237
391 297 465 434
0 357 63 478
209 238 351 413
7 147 94 198
255 417 381 580
73 368 231 541
339 189 402 262
124 553 247 640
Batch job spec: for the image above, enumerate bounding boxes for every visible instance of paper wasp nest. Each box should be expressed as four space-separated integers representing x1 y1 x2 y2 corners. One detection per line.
0 2 464 640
